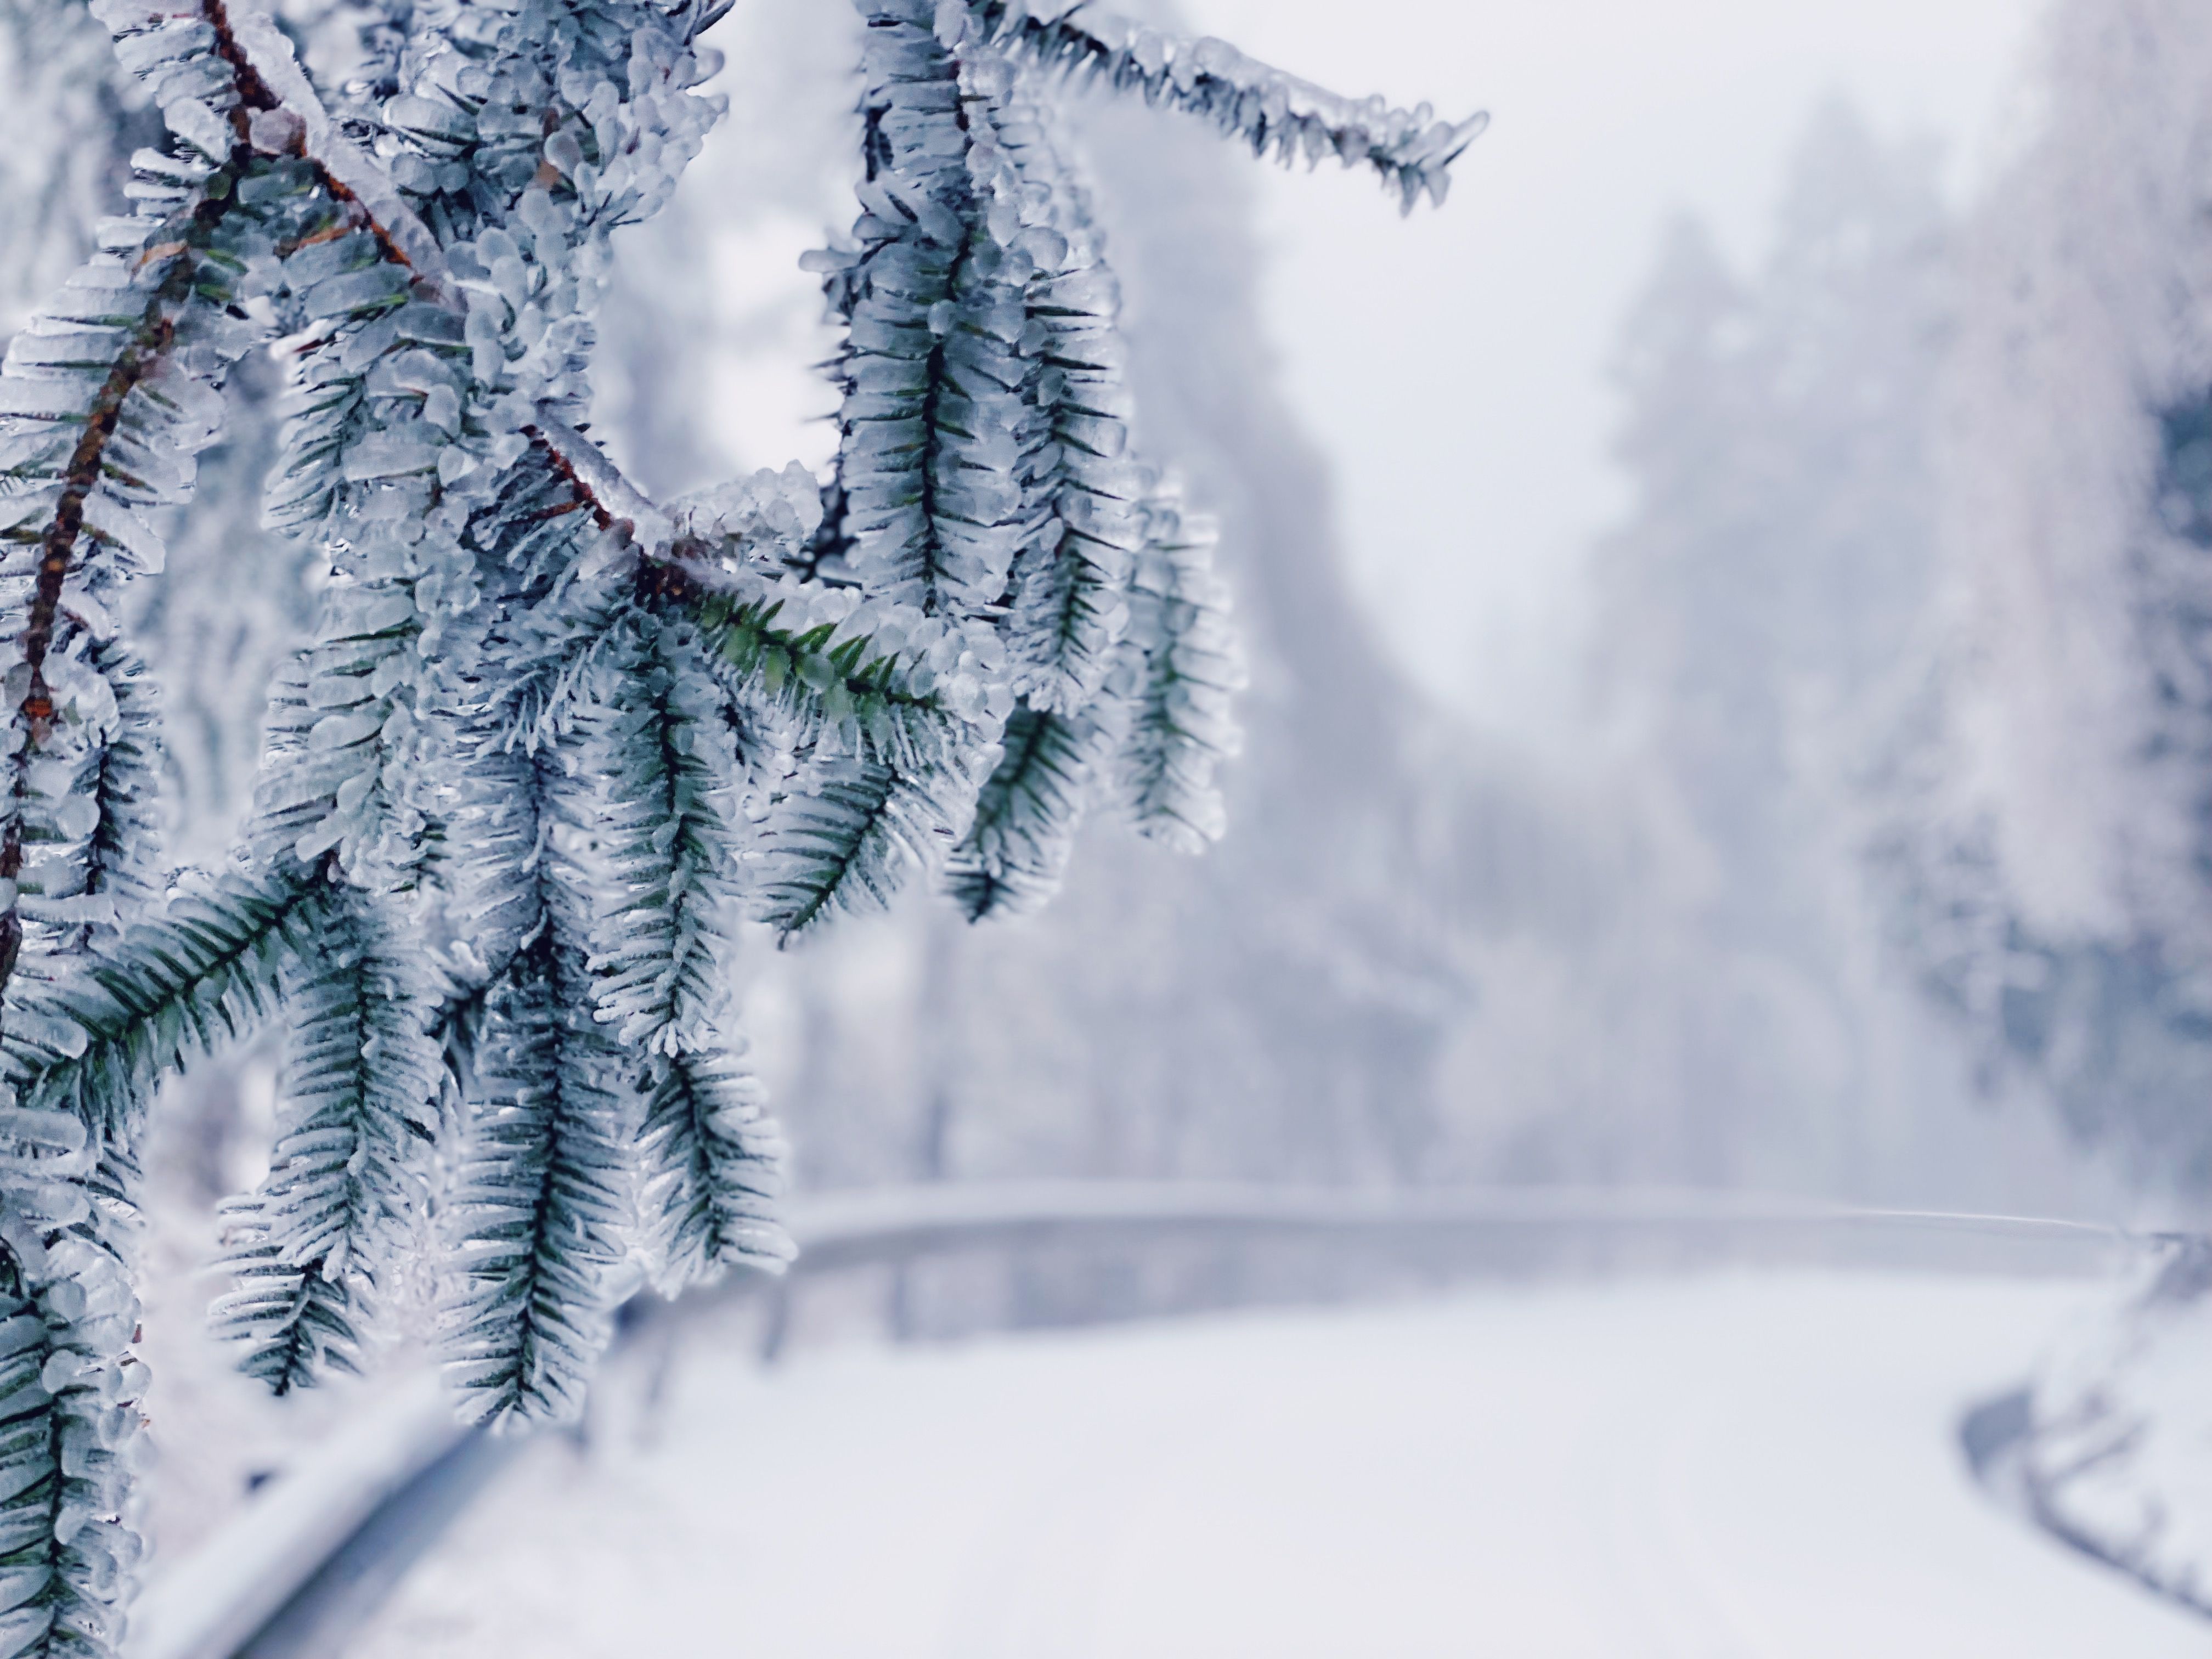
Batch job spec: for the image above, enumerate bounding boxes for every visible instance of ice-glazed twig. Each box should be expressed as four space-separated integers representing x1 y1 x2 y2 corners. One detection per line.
973 0 1487 208
214 0 456 295
525 415 677 556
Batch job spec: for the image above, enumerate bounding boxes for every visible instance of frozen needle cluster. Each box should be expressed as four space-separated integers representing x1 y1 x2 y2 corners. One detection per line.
0 0 1475 1646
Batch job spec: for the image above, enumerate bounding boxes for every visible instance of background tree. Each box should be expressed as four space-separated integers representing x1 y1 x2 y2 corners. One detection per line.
1424 99 2098 1207
1871 0 2212 1605
1584 101 1959 1190
1878 0 2212 1190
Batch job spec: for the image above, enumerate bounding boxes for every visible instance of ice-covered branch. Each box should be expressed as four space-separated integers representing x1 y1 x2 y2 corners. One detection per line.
973 0 1487 209
3 865 330 1143
549 619 790 1289
815 2 1280 919
0 1221 146 1659
0 25 402 1365
1114 479 1243 849
0 0 456 1012
209 0 453 291
639 556 1008 939
946 702 1118 917
527 415 676 554
209 885 443 1394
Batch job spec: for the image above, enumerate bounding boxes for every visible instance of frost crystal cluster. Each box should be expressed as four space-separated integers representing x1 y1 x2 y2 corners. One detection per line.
0 0 1475 1646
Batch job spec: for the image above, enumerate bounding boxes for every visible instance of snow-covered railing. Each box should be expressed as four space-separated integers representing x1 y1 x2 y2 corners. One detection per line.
126 1180 2142 1659
757 1178 2132 1262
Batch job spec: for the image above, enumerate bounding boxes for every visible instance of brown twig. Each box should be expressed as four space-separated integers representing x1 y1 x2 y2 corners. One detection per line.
0 230 225 992
0 0 463 1006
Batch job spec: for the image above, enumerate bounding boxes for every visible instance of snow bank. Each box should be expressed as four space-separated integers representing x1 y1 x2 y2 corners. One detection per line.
341 1272 2205 1658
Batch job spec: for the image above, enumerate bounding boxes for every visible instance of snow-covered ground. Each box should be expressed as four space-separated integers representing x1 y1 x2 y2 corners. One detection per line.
346 1272 2207 1658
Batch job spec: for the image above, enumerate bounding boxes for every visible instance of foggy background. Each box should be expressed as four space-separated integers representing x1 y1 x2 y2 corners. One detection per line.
7 0 2209 1649
1197 0 2042 741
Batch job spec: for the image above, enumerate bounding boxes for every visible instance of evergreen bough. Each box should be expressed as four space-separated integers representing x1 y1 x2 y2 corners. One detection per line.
0 0 1479 1646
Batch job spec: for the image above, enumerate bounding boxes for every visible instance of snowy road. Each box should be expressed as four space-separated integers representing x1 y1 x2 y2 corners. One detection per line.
344 1273 2207 1658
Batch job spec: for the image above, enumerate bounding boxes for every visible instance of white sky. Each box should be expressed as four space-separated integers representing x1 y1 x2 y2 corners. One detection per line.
1180 0 2047 746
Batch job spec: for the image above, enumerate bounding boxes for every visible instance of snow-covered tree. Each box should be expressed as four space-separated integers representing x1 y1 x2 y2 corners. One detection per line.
1874 0 2212 1609
0 0 1478 1646
1397 93 2116 1212
1878 0 2212 1190
1537 100 2013 1195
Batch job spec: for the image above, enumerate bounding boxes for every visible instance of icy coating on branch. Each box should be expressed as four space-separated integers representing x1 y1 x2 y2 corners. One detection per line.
975 0 1487 210
0 0 1470 1643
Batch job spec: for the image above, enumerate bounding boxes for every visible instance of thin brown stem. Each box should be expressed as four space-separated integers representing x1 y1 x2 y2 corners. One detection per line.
0 0 453 1003
0 236 216 992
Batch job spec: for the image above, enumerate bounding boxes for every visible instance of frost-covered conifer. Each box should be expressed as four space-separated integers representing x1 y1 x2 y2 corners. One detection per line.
1866 0 2212 1609
1583 102 1967 1189
1878 0 2212 1187
0 0 1477 1645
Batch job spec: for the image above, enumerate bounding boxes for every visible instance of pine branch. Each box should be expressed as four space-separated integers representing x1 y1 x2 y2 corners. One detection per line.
814 4 1035 618
0 0 455 1004
205 1237 361 1396
203 0 454 291
561 620 745 1058
637 558 1009 939
1112 478 1243 851
208 885 442 1393
2 641 170 989
974 0 1487 210
565 623 791 1286
639 1047 790 1293
995 105 1144 715
945 698 1117 919
0 1223 146 1659
0 183 250 1003
64 645 166 954
2 864 326 1145
674 573 987 770
752 753 986 940
430 677 689 1420
439 930 635 1428
528 414 674 555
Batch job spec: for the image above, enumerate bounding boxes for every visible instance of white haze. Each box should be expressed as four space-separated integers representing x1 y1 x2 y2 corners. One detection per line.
1183 0 2044 747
